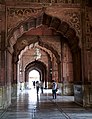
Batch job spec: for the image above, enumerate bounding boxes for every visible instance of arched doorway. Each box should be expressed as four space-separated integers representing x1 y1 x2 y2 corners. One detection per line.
25 60 47 89
28 70 40 89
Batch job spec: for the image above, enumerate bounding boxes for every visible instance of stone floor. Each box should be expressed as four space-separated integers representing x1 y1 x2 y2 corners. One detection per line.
0 88 92 119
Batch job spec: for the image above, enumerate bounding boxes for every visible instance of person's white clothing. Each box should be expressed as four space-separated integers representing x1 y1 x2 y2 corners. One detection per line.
52 82 57 90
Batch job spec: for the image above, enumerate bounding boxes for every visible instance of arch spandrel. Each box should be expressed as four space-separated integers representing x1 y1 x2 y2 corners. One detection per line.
8 13 80 53
7 7 44 32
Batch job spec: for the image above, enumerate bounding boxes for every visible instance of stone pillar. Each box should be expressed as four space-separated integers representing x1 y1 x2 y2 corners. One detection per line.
25 70 29 89
48 58 52 89
0 31 6 86
57 62 61 83
17 62 20 93
6 49 12 105
73 50 82 82
0 4 7 108
0 31 5 109
73 50 83 105
0 31 13 108
57 62 63 95
81 6 92 107
62 42 74 96
73 0 86 107
11 61 17 98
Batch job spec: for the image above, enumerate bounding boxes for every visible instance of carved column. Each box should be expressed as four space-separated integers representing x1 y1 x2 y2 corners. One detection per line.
0 4 14 108
48 56 52 88
57 62 61 83
80 1 92 107
73 0 85 106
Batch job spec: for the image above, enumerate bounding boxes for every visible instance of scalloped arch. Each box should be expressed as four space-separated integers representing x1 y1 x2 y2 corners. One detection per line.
8 12 79 51
14 35 61 63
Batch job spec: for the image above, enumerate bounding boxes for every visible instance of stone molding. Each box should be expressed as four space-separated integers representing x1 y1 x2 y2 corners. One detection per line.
7 7 44 31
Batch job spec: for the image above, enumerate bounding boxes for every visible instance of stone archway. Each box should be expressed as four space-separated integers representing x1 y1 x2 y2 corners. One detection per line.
7 12 82 106
8 13 81 84
25 60 47 88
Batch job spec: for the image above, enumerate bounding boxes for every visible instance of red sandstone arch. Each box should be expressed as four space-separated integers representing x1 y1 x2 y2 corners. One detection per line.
8 12 79 52
9 12 81 84
13 35 60 63
25 60 48 88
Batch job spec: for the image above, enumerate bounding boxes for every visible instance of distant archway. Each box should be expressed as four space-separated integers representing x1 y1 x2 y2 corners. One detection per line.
28 70 40 89
25 60 48 88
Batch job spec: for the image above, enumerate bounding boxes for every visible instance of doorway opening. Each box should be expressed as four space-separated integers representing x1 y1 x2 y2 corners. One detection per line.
28 70 40 89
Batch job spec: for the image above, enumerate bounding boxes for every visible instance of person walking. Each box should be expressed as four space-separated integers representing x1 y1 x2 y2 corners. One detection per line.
52 80 57 99
33 81 35 88
40 81 44 94
36 81 39 95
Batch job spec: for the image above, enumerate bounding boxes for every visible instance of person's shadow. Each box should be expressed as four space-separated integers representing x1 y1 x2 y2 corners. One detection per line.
36 94 39 110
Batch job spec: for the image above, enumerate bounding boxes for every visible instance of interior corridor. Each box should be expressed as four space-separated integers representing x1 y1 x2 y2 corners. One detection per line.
0 1 92 118
0 88 92 119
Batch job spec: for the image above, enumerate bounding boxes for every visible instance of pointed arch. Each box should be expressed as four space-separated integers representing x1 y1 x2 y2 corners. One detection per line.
25 60 47 88
8 12 79 53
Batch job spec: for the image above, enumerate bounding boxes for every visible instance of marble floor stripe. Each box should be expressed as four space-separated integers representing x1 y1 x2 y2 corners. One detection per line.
0 89 92 119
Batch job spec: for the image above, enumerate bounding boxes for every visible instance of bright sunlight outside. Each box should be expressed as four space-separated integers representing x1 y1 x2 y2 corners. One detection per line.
28 70 40 89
